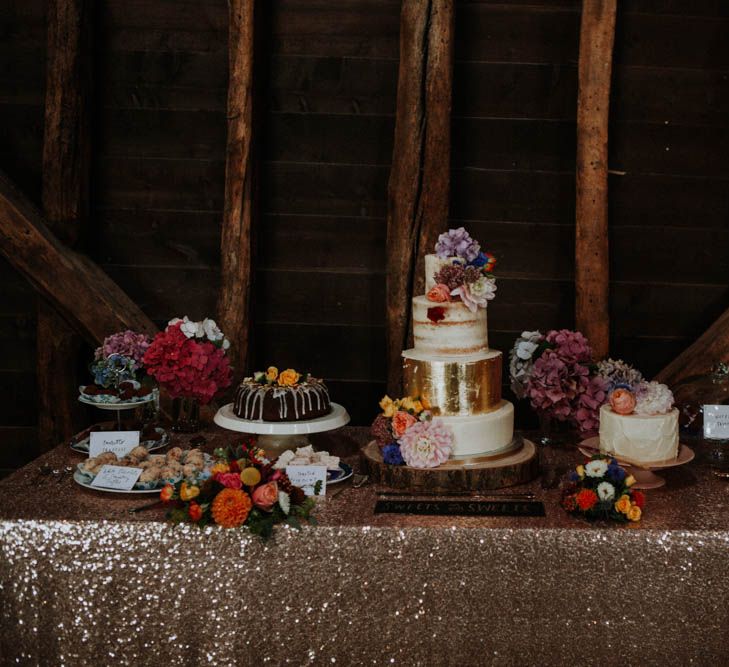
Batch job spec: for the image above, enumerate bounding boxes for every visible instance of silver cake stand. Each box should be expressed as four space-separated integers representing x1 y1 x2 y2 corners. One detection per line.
214 402 350 457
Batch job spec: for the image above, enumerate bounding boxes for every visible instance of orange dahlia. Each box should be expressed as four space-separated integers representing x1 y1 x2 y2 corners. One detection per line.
211 488 252 528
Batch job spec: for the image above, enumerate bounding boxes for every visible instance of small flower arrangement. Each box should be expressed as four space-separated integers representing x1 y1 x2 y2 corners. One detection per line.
508 329 608 434
162 438 316 539
560 455 644 523
596 358 674 417
83 330 153 395
370 395 453 468
252 366 302 387
94 330 151 371
143 316 233 404
427 227 497 313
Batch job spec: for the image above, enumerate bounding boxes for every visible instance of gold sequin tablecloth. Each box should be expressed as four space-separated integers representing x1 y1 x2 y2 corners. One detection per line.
2 426 729 666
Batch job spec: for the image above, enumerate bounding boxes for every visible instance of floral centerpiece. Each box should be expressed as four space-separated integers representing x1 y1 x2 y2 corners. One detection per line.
426 227 497 313
508 329 608 435
161 438 316 539
82 330 155 403
144 316 233 431
370 395 453 468
560 455 644 522
595 358 674 417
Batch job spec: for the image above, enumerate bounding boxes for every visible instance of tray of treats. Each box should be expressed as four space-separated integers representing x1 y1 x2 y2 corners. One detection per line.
70 424 169 454
78 381 158 409
73 446 211 494
272 445 353 484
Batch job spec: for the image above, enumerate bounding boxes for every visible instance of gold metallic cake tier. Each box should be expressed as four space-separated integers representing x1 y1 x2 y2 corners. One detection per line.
402 348 502 416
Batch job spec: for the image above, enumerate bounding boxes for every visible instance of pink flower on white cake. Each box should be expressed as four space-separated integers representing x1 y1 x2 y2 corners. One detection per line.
451 277 496 313
397 420 452 468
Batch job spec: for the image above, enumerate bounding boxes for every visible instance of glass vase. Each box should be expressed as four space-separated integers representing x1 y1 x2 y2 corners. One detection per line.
537 410 568 447
171 396 201 433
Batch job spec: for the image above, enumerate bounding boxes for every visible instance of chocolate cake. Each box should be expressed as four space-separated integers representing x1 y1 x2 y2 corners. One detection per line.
233 371 331 422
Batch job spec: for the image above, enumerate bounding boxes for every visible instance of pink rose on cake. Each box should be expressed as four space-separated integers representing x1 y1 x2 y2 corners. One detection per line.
392 410 417 437
427 283 451 302
609 388 636 415
398 420 452 468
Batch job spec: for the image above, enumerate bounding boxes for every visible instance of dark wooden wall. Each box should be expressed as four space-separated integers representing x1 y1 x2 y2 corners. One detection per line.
1 0 728 474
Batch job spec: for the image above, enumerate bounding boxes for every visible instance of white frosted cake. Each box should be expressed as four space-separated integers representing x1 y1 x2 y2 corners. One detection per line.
599 382 679 466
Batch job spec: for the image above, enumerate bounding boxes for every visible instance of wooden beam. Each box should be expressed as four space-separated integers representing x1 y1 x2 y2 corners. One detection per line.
0 170 158 343
386 0 454 394
38 0 92 450
575 0 616 359
655 308 729 388
218 0 255 378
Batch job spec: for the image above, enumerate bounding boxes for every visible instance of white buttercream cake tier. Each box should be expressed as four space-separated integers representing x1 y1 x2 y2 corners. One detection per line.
412 295 488 355
599 404 679 466
434 400 515 458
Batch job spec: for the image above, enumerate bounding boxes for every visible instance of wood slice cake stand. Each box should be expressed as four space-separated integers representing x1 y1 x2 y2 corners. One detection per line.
363 435 538 492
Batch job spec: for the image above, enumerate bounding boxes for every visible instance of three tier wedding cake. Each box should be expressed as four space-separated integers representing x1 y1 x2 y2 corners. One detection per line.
371 228 519 469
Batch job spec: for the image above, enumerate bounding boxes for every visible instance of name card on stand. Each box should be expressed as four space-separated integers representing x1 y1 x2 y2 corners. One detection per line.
286 465 327 496
89 431 140 458
90 465 142 491
703 405 729 439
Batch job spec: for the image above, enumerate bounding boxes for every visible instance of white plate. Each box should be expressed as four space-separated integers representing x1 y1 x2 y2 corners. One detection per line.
70 427 169 454
214 402 350 435
327 462 353 485
78 386 158 411
73 470 163 494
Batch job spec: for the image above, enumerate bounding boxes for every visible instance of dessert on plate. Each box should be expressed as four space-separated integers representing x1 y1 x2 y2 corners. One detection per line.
233 366 331 422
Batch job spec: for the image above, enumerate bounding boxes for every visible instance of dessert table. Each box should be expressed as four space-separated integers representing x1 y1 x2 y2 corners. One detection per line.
1 426 729 665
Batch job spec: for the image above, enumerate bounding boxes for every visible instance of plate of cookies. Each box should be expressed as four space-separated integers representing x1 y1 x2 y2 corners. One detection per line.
73 446 212 493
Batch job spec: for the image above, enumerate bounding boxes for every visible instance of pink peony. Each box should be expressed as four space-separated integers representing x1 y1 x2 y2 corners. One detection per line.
397 420 452 468
216 472 243 490
392 410 417 437
427 283 451 302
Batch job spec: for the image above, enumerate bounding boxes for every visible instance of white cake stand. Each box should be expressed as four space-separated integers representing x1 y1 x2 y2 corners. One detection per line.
578 437 695 489
214 402 350 457
78 389 159 429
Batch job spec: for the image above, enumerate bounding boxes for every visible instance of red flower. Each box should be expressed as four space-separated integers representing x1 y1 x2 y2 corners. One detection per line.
143 322 232 404
188 502 203 522
427 307 446 323
160 483 174 502
575 489 598 511
631 490 646 509
561 494 577 512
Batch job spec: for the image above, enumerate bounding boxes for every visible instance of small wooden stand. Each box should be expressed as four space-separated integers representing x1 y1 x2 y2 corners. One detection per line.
363 437 539 491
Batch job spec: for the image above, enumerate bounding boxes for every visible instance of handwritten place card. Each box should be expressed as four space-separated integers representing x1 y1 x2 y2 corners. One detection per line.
89 431 140 458
90 465 142 491
286 465 327 496
704 405 729 440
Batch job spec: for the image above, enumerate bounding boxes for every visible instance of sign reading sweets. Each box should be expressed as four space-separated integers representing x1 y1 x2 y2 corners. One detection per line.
286 465 327 496
90 465 142 491
374 499 546 517
703 405 729 440
89 431 140 458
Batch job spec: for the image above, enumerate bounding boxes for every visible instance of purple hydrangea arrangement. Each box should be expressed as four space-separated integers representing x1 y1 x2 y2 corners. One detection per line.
508 329 609 434
95 330 151 371
435 227 481 261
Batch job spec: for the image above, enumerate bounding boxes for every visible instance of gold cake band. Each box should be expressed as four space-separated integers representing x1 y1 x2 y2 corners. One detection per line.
402 354 502 416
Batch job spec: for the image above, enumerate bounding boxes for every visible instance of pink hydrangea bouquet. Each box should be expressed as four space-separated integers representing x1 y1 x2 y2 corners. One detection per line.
508 329 608 434
143 316 233 405
370 395 453 468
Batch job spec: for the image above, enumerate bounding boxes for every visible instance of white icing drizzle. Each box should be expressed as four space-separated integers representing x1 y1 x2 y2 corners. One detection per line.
234 380 330 421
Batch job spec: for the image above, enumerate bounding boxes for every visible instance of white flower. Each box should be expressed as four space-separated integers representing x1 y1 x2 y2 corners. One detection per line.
635 381 674 415
515 340 539 361
202 318 224 342
597 481 615 501
222 338 231 350
178 316 203 338
471 276 497 301
585 459 608 478
168 317 183 327
278 491 291 515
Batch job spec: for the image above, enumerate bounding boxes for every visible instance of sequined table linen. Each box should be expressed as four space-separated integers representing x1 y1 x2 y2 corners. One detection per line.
1 427 729 665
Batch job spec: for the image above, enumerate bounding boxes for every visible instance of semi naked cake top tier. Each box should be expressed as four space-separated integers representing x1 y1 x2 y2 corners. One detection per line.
599 404 679 466
411 296 488 355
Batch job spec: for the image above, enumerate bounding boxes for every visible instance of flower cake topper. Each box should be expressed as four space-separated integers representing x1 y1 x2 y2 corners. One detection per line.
560 455 644 523
427 227 497 313
371 395 454 468
252 366 306 387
